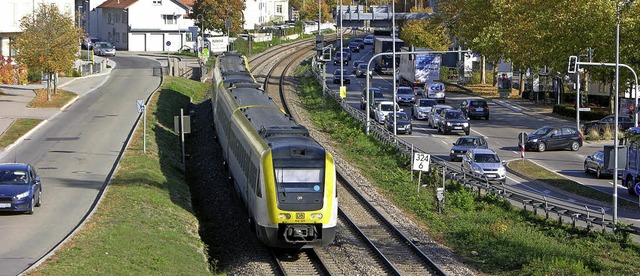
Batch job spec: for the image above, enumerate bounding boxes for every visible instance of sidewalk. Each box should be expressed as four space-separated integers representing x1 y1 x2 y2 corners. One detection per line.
0 57 114 155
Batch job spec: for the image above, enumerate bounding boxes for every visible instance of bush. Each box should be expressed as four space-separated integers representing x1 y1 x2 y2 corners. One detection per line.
552 104 610 121
27 68 42 83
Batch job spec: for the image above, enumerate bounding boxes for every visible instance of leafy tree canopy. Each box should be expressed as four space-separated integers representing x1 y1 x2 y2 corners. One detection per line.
193 0 245 36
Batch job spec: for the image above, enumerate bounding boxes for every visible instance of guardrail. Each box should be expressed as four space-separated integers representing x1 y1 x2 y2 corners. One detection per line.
309 59 640 237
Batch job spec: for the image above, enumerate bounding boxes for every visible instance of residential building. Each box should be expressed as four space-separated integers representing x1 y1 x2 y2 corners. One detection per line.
0 0 76 58
243 0 289 30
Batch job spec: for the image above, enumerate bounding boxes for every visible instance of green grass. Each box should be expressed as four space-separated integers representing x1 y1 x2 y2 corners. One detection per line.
30 76 212 275
296 64 640 275
0 118 42 148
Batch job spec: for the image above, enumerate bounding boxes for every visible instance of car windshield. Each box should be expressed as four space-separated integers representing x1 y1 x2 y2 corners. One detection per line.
445 112 465 119
457 138 478 146
397 88 412 94
380 104 394 111
474 153 500 163
532 127 553 136
358 64 368 69
393 113 409 120
418 100 435 107
0 170 28 184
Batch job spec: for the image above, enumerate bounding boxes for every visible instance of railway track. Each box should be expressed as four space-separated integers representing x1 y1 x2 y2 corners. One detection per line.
252 35 448 275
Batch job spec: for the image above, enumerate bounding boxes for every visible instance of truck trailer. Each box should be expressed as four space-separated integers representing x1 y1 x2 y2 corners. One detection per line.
373 37 404 75
398 46 442 95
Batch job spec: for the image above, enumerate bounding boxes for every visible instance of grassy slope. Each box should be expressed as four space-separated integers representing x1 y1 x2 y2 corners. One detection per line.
30 76 212 275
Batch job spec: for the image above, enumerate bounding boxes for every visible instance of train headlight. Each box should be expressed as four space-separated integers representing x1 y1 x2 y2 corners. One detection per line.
310 213 323 219
278 213 291 220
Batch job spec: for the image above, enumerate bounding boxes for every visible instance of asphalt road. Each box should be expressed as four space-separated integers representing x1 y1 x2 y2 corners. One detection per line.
324 42 640 227
0 54 160 276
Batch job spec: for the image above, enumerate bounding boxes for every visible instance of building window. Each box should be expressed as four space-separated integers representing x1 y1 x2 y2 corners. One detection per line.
153 0 162 5
123 13 128 23
122 33 127 43
115 32 120 42
186 33 193 42
276 5 282 13
108 13 113 24
116 13 120 23
163 15 176 25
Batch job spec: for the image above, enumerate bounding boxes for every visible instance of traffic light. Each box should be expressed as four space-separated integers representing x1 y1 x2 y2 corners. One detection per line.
630 105 638 120
580 94 587 107
568 56 578 73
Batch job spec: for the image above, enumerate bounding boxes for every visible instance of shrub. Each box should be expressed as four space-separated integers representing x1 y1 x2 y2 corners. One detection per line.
28 68 42 83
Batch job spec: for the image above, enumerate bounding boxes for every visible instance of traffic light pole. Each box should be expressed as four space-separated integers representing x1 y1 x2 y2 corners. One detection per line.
575 58 581 131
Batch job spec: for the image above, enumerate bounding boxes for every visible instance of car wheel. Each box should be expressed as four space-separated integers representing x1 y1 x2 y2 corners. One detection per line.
36 189 42 207
584 163 589 173
570 141 580 151
465 130 470 135
537 142 546 152
485 115 489 120
27 197 34 215
596 167 602 178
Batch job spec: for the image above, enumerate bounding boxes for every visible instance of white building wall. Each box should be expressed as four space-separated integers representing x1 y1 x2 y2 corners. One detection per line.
243 0 269 30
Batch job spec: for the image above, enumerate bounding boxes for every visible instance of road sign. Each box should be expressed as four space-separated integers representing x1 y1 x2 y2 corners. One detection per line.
436 187 444 201
578 107 591 112
136 99 145 113
412 152 430 172
635 182 640 196
166 41 171 47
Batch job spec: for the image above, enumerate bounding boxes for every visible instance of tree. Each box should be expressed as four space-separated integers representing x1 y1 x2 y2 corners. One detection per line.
193 0 245 36
13 3 82 101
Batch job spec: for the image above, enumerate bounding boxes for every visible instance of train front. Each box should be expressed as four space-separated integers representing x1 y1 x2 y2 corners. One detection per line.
262 136 337 248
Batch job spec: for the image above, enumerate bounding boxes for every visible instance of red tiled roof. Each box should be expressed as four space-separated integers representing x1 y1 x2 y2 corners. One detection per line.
178 0 195 6
97 0 138 9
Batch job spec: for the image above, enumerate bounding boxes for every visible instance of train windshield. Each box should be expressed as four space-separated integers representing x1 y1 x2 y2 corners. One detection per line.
275 168 323 193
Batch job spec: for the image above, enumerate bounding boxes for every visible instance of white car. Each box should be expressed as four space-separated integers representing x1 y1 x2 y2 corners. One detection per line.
412 98 437 120
424 81 445 103
94 42 116 56
372 101 402 124
461 148 506 183
427 104 452 128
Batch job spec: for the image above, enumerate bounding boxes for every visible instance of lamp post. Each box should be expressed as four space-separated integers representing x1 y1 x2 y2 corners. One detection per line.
392 0 397 135
196 14 204 58
339 0 344 88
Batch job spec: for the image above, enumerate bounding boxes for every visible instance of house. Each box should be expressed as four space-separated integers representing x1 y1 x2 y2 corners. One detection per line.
243 0 289 30
0 0 75 58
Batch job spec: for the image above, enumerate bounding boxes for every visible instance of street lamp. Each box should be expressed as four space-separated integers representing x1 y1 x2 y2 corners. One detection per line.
196 14 204 57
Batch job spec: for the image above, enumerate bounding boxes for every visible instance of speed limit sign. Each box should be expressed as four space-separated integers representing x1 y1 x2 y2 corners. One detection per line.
412 153 431 172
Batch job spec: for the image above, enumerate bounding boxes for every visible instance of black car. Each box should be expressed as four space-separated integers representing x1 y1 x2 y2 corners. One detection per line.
360 87 386 109
581 115 634 134
584 150 613 178
353 38 365 49
438 109 470 135
449 136 488 161
332 52 350 65
332 69 350 84
460 99 490 120
385 112 412 134
0 163 42 214
518 126 583 152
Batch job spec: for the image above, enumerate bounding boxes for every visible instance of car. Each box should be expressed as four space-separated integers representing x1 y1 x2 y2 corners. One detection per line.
518 126 583 152
352 60 365 74
450 136 488 161
461 148 506 183
355 63 373 78
363 34 375 45
584 150 614 178
0 163 42 214
361 87 386 110
352 38 365 49
332 69 350 84
396 86 415 105
581 115 634 134
332 52 350 65
424 81 445 103
94 41 116 56
348 41 361 52
81 37 101 50
412 98 437 120
342 47 353 60
437 109 470 135
460 98 490 120
372 101 402 124
427 104 452 128
385 111 412 134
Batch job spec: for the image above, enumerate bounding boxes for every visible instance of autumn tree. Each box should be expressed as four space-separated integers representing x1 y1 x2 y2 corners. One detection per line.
399 7 449 51
13 3 82 101
193 0 245 36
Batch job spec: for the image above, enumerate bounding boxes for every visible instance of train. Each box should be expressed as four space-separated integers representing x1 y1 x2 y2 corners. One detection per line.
210 52 337 248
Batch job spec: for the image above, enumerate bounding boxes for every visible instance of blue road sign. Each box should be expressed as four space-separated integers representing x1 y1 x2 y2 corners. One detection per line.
166 41 171 46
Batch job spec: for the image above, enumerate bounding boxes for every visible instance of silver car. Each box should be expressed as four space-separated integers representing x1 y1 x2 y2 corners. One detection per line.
412 98 437 120
427 104 452 129
461 148 506 182
94 42 116 56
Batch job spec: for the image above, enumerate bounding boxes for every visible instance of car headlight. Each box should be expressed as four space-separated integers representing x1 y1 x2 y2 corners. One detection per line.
14 191 30 200
278 213 292 219
472 164 483 174
530 138 538 143
405 124 411 128
450 149 455 154
463 123 469 127
446 122 452 126
310 213 323 219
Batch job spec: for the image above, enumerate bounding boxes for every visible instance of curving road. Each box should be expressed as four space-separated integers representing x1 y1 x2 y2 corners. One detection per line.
0 54 160 276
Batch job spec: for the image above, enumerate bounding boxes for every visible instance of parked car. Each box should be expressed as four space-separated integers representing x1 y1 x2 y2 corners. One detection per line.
437 109 470 135
94 42 116 56
355 63 373 78
396 86 415 105
332 52 350 65
353 38 365 49
518 126 583 152
450 136 488 161
372 101 402 124
460 98 490 120
385 112 412 134
332 69 350 84
424 81 445 103
427 104 452 129
348 41 361 52
461 148 506 183
363 34 375 45
581 115 634 134
0 163 42 214
360 87 386 110
412 98 437 120
584 150 613 178
81 37 101 50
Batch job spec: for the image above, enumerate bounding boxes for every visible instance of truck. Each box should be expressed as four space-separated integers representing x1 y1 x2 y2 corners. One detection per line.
373 37 404 75
398 46 442 96
621 127 640 196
